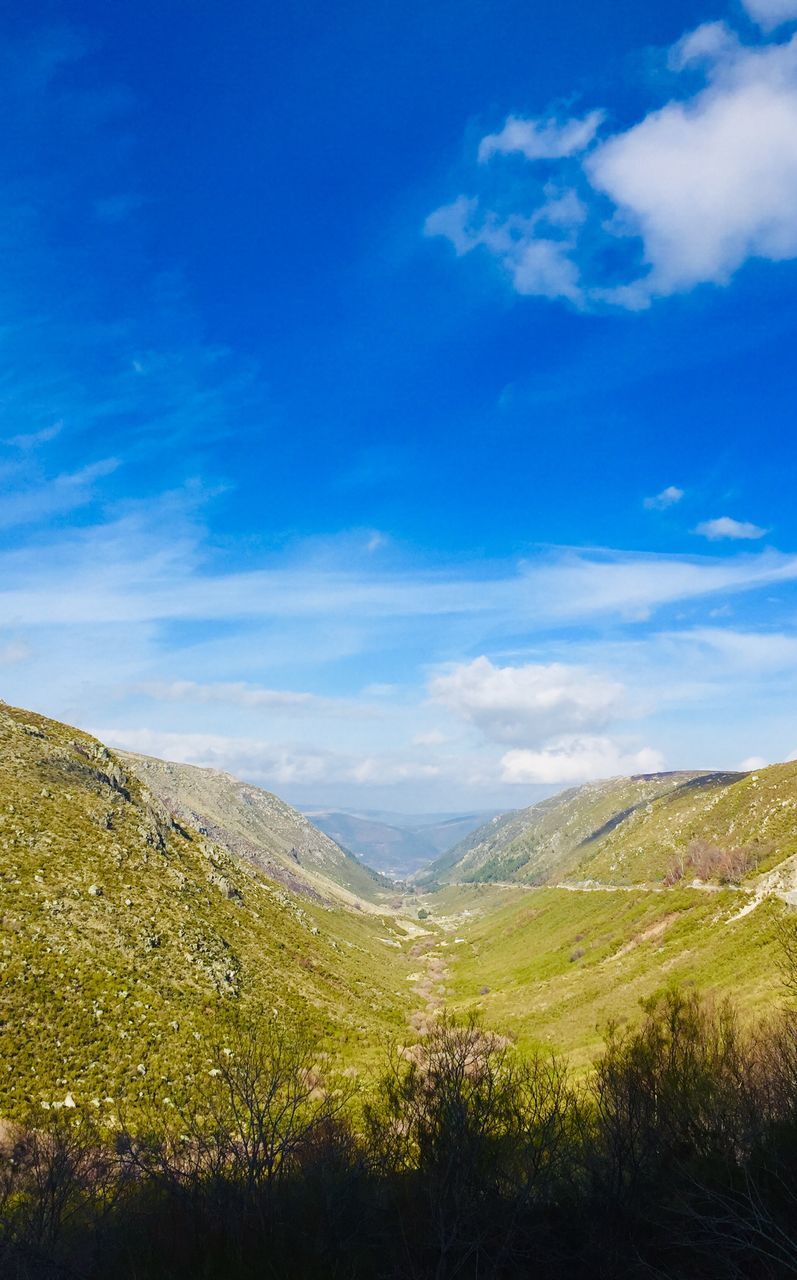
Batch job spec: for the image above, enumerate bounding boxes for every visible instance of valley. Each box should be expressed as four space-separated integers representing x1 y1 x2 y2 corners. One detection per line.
2 697 797 1116
4 697 797 1279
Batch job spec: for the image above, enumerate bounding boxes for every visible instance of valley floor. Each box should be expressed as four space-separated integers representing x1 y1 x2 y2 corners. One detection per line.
409 881 788 1064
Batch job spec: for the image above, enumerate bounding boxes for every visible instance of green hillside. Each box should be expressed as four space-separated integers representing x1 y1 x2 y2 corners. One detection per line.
427 881 787 1066
4 697 797 1124
121 752 390 905
419 765 797 891
0 703 414 1123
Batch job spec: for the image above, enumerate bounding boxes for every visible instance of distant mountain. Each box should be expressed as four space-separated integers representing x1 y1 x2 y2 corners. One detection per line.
302 808 502 878
120 753 391 903
417 767 797 889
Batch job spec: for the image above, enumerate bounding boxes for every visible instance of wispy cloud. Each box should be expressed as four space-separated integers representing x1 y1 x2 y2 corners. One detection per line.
0 458 120 531
478 110 605 162
96 725 444 792
742 0 797 31
425 191 586 303
0 640 32 666
500 736 664 785
694 516 768 540
135 680 381 719
5 421 63 449
644 485 684 511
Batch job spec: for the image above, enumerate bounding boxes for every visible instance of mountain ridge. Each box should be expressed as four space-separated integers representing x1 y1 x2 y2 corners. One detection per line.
119 752 391 904
417 765 797 891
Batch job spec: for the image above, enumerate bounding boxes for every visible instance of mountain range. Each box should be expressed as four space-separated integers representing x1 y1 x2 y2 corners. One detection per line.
301 807 501 878
418 766 797 893
3 697 797 1116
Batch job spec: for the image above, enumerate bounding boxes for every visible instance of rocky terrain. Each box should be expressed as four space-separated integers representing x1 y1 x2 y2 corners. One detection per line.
0 703 414 1121
121 752 390 905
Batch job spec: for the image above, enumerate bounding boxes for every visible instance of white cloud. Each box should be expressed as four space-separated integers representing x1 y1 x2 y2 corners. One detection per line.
425 191 586 302
644 485 684 510
432 20 797 306
95 726 442 791
349 757 441 784
666 627 797 670
587 29 797 304
694 516 768 540
429 655 626 745
500 736 665 784
742 0 797 31
5 420 63 449
739 754 769 768
1 505 796 631
0 457 120 530
98 727 342 787
478 110 605 162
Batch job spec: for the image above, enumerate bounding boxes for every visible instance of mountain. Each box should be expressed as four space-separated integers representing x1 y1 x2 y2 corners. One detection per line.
419 766 797 889
120 753 391 904
303 808 501 878
5 695 797 1124
0 703 414 1121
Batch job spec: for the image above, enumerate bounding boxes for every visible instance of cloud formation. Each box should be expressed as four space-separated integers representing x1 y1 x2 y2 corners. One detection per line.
135 680 378 719
428 16 797 307
429 656 626 745
425 191 586 302
477 110 605 162
742 0 797 30
644 485 684 511
97 725 442 791
500 736 665 784
694 516 768 540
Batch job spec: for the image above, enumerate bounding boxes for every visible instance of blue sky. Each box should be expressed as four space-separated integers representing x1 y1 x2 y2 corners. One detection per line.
2 0 797 810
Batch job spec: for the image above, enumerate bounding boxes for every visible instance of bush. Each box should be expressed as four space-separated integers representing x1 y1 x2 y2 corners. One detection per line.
5 994 797 1278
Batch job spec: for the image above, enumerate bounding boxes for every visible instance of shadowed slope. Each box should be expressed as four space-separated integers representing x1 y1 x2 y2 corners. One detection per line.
416 767 797 888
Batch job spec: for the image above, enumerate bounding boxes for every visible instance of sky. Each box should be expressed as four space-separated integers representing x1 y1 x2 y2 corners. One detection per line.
2 0 797 812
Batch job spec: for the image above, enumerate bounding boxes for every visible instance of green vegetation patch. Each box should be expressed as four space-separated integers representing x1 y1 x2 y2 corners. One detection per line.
0 704 413 1123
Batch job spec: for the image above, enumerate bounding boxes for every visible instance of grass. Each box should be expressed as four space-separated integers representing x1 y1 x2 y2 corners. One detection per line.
427 882 789 1066
3 698 796 1123
0 703 415 1123
423 764 797 892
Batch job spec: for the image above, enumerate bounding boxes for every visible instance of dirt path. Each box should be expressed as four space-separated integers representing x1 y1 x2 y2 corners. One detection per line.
405 933 450 1036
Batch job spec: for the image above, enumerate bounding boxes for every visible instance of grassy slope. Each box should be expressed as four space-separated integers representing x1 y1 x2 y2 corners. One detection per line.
428 882 788 1066
421 765 797 890
0 705 414 1121
120 752 390 904
4 697 796 1116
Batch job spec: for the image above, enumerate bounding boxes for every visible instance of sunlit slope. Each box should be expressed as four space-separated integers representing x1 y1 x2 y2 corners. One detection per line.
420 765 797 888
0 704 413 1119
432 883 787 1065
120 752 391 904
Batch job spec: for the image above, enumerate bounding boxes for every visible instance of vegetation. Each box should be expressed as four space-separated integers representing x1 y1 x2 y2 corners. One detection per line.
427 883 784 1064
121 751 391 904
419 765 797 891
6 698 797 1276
0 703 415 1120
5 991 797 1278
